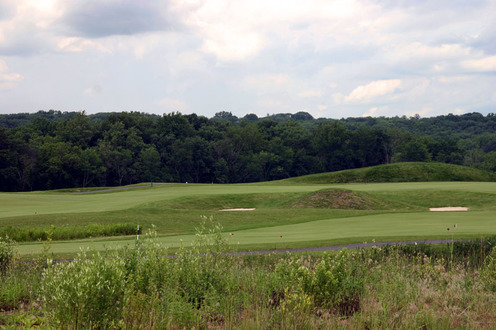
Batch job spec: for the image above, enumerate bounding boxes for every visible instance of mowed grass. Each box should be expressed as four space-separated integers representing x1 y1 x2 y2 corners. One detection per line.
1 179 495 257
279 162 496 183
14 209 496 257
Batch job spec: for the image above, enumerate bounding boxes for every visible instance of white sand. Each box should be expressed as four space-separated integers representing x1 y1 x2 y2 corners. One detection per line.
219 208 256 211
429 207 468 212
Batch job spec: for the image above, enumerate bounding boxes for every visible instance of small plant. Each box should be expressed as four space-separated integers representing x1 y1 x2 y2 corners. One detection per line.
37 225 54 269
448 223 457 268
0 236 16 274
483 246 496 292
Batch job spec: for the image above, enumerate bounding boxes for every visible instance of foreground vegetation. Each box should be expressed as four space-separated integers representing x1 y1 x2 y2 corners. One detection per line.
2 223 496 328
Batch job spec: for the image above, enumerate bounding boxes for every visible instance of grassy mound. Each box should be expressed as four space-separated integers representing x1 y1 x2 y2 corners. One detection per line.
289 189 395 210
150 190 397 211
148 192 301 210
283 162 496 184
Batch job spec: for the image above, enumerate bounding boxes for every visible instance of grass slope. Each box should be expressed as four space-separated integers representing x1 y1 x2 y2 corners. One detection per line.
281 162 496 184
1 180 493 257
2 163 496 257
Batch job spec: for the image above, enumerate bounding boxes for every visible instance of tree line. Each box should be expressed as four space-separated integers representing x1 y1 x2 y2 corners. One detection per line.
1 110 495 191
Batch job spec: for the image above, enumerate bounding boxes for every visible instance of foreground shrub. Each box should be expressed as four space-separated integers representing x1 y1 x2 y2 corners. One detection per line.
173 218 232 307
13 228 496 328
0 236 16 273
41 250 127 329
120 226 171 295
275 249 365 316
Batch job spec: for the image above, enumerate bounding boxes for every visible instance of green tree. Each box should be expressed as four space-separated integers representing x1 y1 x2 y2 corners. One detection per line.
398 138 431 162
135 146 162 182
56 112 94 148
78 148 105 187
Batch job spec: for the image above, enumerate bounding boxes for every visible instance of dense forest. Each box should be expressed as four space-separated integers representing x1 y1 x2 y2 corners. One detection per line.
1 110 495 191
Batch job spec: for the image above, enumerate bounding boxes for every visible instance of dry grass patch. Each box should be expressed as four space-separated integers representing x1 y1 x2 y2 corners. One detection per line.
290 189 376 210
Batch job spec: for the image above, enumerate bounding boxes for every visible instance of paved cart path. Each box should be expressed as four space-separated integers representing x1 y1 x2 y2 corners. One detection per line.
228 239 472 255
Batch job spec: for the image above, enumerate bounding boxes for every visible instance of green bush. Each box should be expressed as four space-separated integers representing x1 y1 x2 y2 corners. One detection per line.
41 250 127 329
173 217 232 309
275 249 365 315
0 236 16 274
125 226 170 294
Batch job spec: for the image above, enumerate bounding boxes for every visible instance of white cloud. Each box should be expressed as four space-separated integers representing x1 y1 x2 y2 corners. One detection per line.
0 0 495 118
83 85 102 97
345 79 402 103
362 107 379 117
0 1 62 55
0 59 23 90
298 90 322 98
155 97 187 111
57 37 112 53
258 98 287 109
403 107 432 118
393 42 471 60
201 31 263 62
461 55 496 72
437 76 471 84
243 74 289 90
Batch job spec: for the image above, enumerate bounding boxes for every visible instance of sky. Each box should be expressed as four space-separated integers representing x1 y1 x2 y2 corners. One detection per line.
0 0 495 119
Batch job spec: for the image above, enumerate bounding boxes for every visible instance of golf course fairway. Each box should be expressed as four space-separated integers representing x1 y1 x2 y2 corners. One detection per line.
1 181 494 257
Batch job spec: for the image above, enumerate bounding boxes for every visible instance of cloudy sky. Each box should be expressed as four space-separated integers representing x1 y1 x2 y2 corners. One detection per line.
0 0 495 119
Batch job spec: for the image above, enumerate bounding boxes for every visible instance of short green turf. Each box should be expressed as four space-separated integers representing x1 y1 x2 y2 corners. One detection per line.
2 179 495 257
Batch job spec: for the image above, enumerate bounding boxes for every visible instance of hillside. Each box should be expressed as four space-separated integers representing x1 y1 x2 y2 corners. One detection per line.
281 162 496 184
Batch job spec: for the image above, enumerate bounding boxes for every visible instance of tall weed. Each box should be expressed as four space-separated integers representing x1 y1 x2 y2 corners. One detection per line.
274 249 365 316
483 246 496 292
41 249 127 329
0 236 16 273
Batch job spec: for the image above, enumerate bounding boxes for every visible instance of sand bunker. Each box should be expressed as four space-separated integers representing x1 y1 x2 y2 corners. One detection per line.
219 208 256 211
429 207 468 212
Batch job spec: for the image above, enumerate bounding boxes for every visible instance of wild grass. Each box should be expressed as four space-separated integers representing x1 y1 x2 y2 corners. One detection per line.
0 223 137 242
2 222 496 328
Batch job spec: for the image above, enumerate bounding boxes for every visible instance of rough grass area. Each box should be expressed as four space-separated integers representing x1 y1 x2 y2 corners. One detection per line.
0 223 138 242
3 227 496 329
282 162 496 184
151 192 301 210
289 189 392 210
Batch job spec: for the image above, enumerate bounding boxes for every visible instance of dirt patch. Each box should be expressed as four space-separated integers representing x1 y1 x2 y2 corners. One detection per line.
219 208 256 211
429 207 468 212
291 189 373 210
